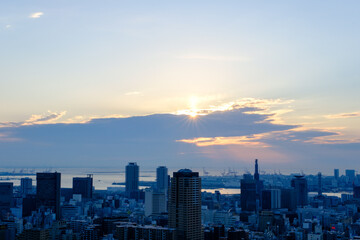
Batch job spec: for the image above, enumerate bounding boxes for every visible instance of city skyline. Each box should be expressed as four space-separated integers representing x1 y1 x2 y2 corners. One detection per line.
1 1 360 172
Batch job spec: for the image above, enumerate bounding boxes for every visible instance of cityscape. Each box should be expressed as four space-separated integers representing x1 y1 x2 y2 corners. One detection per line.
1 160 360 239
1 1 360 240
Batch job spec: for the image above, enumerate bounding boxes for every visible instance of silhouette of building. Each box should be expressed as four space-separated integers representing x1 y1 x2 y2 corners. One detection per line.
354 185 360 199
36 172 61 219
0 183 13 219
156 166 168 193
126 162 139 198
291 175 308 207
262 189 281 210
346 169 355 183
241 159 263 212
169 169 201 240
281 188 296 211
241 174 257 212
334 169 339 180
20 178 32 196
73 175 93 199
318 172 322 196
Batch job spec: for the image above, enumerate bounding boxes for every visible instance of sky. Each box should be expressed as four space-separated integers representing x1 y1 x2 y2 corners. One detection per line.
0 1 359 174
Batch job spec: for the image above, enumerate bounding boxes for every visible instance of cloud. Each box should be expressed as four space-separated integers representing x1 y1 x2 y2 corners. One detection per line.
125 91 141 96
176 55 250 62
0 111 66 128
325 111 360 119
0 101 359 171
29 12 44 19
5 25 11 29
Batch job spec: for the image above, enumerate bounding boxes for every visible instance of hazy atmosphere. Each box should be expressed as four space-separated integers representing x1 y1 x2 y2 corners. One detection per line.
1 1 359 173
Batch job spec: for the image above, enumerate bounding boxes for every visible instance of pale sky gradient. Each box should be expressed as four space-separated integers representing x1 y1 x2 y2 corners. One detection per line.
0 1 359 172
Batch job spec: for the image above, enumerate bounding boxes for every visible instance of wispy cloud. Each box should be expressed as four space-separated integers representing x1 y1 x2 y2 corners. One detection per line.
29 12 44 19
176 54 250 62
125 91 141 96
0 111 66 128
325 111 360 119
5 25 11 29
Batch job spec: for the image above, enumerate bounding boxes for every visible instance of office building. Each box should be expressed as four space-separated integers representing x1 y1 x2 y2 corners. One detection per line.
291 175 308 207
156 166 168 193
125 162 139 197
262 189 281 210
240 174 257 211
36 172 61 220
281 188 296 211
73 175 93 199
334 169 339 180
346 169 355 183
169 169 201 240
0 183 13 218
145 188 167 217
318 172 322 196
354 185 360 199
20 178 32 196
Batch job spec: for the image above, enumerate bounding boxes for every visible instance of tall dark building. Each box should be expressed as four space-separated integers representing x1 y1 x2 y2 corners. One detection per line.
318 172 322 196
354 185 360 199
20 178 32 196
254 159 259 181
36 172 61 219
281 188 296 211
291 175 308 207
126 162 139 198
240 174 257 212
169 169 201 240
156 166 168 193
241 159 263 212
0 183 13 218
73 175 93 199
334 169 339 180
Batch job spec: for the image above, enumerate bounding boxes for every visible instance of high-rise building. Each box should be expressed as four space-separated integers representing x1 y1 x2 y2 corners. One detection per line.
144 188 167 217
0 183 13 218
318 172 322 196
126 162 139 197
169 169 201 240
291 175 308 207
354 185 360 199
20 178 32 196
73 175 93 199
156 166 168 193
281 188 296 211
334 169 339 180
346 169 355 183
240 174 257 212
241 159 263 212
262 189 281 210
36 172 61 219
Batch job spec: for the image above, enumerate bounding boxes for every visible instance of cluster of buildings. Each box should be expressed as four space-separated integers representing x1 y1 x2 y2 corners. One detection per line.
1 161 360 239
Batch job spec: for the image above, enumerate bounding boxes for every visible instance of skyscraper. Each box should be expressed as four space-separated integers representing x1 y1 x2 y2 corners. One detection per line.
73 175 93 199
334 169 339 180
240 174 257 212
126 162 139 197
156 166 168 193
346 169 355 183
262 189 281 210
0 183 13 218
169 169 201 240
291 175 308 207
36 172 61 219
318 172 322 196
20 178 32 196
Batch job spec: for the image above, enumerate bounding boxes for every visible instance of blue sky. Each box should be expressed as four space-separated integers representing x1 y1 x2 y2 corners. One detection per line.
0 1 359 173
